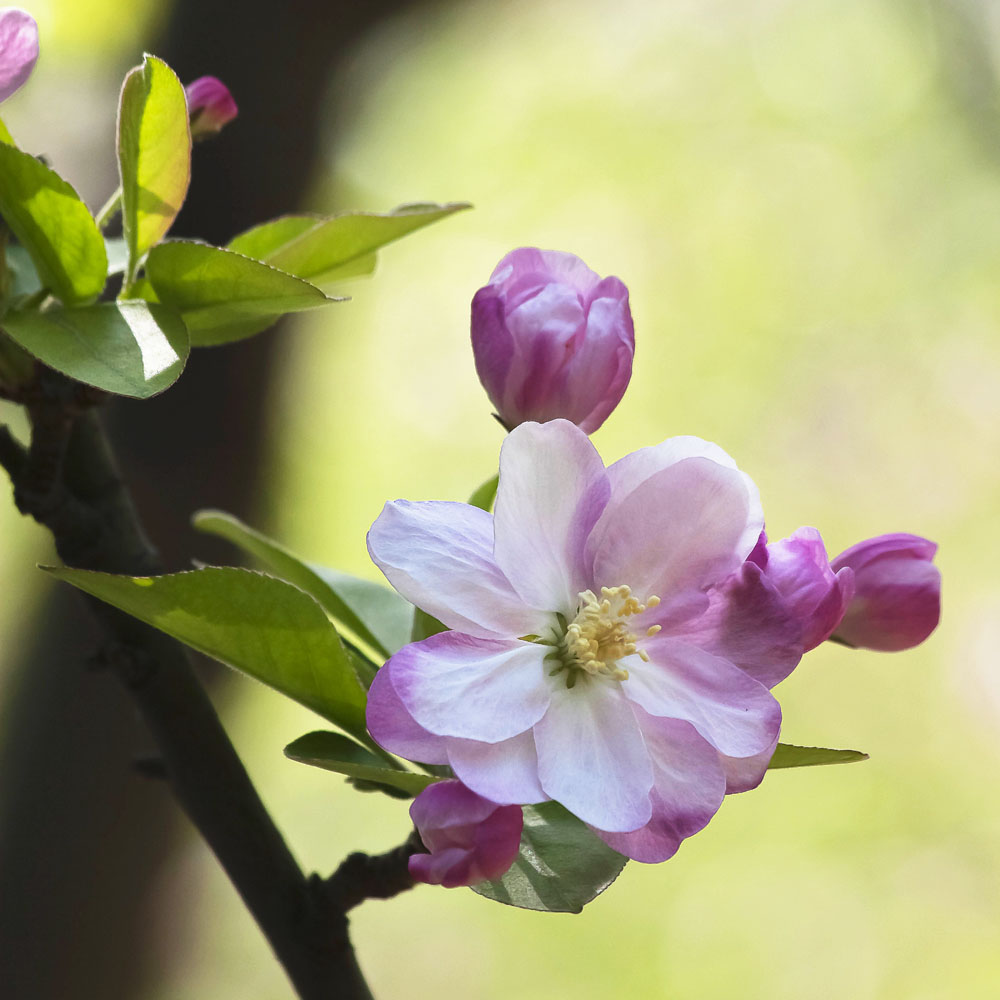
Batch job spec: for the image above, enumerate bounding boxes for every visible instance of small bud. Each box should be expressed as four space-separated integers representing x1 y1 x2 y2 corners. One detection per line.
185 75 238 139
408 780 522 888
830 533 940 651
471 247 634 433
758 527 855 652
0 8 38 103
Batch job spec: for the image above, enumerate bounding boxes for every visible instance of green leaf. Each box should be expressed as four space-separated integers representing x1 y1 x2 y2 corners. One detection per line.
472 802 627 913
0 143 107 305
284 730 436 797
768 743 869 769
1 300 188 398
226 202 470 288
46 566 369 740
411 607 447 643
145 241 339 346
192 509 412 659
117 54 191 282
468 474 499 512
0 117 14 145
105 237 129 276
5 243 41 298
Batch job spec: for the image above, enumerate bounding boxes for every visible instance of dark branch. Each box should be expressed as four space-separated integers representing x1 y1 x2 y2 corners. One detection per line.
1 381 374 1000
326 830 424 913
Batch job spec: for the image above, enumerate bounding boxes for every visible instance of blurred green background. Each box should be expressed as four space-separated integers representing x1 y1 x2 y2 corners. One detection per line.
3 0 1000 997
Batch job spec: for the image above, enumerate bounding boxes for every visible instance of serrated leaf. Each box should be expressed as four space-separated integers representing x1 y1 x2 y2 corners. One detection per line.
768 743 869 769
1 300 188 398
117 54 191 281
468 474 499 512
192 509 411 659
472 802 627 913
46 566 369 740
0 143 107 304
226 202 469 288
145 240 338 346
284 730 436 797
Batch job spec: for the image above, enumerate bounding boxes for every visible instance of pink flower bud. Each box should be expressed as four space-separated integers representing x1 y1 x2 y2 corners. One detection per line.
0 8 38 103
829 533 940 651
408 780 522 888
185 76 238 139
471 248 634 433
754 527 855 652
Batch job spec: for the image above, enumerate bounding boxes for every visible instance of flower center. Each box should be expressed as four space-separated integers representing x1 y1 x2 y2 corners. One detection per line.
547 585 661 687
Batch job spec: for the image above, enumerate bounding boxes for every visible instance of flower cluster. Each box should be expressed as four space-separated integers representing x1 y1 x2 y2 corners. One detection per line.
371 248 941 888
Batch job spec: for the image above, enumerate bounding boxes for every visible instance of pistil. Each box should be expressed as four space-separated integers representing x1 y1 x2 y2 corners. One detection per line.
546 585 661 687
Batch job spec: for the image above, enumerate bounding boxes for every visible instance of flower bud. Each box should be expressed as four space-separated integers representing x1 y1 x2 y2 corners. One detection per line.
829 533 940 651
754 527 855 652
471 247 634 433
408 780 522 888
0 8 38 103
185 76 238 139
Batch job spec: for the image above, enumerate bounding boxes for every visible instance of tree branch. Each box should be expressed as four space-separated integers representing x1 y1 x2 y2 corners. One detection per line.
326 830 423 913
3 390 375 1000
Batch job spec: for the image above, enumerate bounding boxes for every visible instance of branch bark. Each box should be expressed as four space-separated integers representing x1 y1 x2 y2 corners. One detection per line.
1 391 376 1000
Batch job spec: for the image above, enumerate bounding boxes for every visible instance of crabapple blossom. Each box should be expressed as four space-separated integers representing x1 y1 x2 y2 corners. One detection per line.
471 248 634 433
0 8 37 103
830 533 940 651
408 780 523 888
366 420 796 864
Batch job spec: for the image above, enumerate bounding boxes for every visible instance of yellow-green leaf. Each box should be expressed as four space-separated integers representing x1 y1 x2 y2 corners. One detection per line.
117 54 191 281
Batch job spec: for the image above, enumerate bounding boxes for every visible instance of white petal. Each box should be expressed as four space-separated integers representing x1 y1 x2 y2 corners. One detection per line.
448 730 548 804
623 636 781 757
593 714 726 863
368 499 547 638
534 679 653 832
392 633 551 743
493 420 609 614
590 457 762 599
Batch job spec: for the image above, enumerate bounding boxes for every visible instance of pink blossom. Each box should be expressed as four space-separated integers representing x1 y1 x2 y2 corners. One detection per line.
471 248 634 433
366 420 796 863
0 8 37 104
749 527 855 653
408 780 523 887
830 533 940 651
185 75 238 138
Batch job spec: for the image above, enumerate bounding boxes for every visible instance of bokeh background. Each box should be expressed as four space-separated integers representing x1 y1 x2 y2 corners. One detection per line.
2 0 999 997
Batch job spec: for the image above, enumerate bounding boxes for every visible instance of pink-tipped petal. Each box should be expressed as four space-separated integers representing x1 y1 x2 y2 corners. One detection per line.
368 500 546 639
593 714 726 862
493 420 610 614
391 632 551 744
447 730 548 805
591 457 761 600
534 681 653 832
365 660 448 764
625 636 781 757
675 560 803 690
719 738 778 794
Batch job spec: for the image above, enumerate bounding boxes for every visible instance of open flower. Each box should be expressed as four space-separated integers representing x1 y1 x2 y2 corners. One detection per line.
408 779 523 888
830 533 940 651
0 8 38 104
367 420 795 863
471 248 634 433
